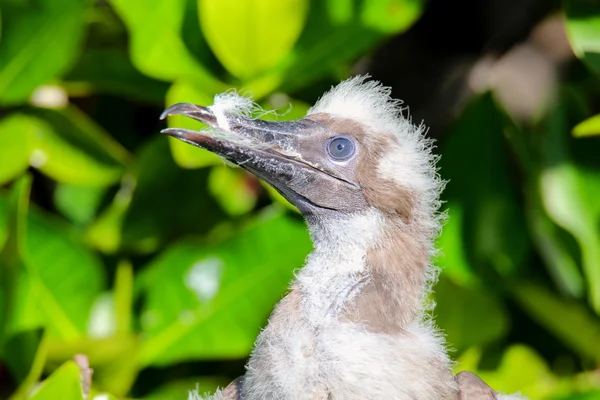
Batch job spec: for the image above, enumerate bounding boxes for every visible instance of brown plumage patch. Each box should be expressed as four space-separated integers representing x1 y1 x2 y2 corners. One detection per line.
221 376 245 400
353 131 416 222
342 219 429 333
455 371 497 399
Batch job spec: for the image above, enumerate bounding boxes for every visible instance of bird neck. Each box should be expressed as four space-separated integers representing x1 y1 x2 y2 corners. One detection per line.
292 208 432 332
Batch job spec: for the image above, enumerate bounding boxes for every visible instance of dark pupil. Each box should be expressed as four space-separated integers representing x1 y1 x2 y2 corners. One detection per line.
328 137 354 160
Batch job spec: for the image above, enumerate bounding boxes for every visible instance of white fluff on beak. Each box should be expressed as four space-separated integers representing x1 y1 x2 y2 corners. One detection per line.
203 91 300 158
208 90 256 130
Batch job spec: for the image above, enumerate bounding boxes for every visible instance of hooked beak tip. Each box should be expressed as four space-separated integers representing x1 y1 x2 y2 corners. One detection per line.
159 103 188 120
160 127 185 138
159 103 185 120
160 127 211 149
159 103 217 125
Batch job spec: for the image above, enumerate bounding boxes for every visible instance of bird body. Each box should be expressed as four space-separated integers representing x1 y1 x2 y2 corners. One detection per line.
161 77 524 400
241 209 455 400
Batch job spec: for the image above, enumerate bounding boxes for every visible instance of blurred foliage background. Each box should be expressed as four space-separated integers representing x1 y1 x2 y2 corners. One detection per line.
0 0 599 399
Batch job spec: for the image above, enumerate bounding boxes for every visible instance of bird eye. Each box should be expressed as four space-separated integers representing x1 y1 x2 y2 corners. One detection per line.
327 136 355 161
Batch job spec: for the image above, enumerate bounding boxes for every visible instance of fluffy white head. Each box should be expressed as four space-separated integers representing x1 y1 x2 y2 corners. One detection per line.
308 75 446 245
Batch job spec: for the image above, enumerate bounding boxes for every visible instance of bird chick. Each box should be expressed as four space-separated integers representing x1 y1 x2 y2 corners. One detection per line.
161 76 524 400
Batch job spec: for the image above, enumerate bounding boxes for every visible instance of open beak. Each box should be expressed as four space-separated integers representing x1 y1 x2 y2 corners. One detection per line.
160 103 359 212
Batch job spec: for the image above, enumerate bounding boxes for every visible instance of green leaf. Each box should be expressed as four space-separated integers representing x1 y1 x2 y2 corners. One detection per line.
537 100 600 313
138 209 311 366
0 183 105 340
64 49 170 104
0 198 6 254
464 345 556 399
435 204 479 287
7 330 48 400
0 115 33 185
512 282 600 362
31 120 122 187
19 208 106 339
2 328 44 384
550 391 600 400
85 178 133 254
0 178 103 391
108 0 226 90
0 110 128 188
0 179 30 389
22 107 128 187
199 0 309 79
458 345 600 398
26 105 130 168
0 176 31 345
0 182 49 399
502 92 587 299
54 184 106 225
258 0 425 94
89 137 224 253
360 0 425 34
28 360 83 400
435 277 508 353
0 0 85 105
565 0 600 76
440 94 530 278
525 195 584 298
45 335 138 394
114 260 133 336
122 137 224 253
208 166 259 216
573 114 600 137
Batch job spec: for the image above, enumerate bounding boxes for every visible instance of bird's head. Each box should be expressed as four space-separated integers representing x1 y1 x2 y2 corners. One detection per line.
161 76 443 238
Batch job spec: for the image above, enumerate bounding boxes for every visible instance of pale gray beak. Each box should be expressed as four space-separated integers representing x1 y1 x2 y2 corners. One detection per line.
161 103 362 213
